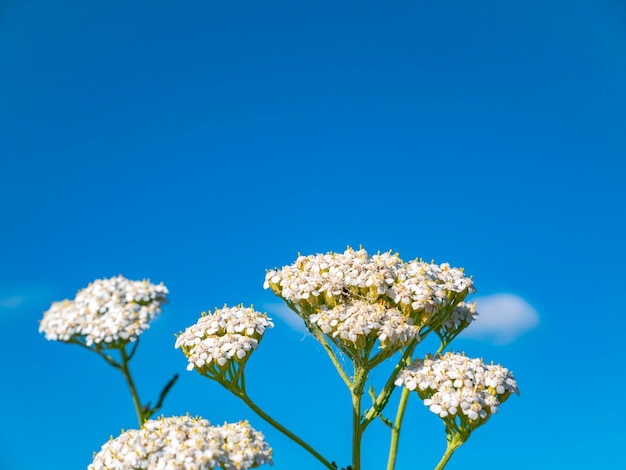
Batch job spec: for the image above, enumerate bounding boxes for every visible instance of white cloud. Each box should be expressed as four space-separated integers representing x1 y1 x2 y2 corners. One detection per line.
0 296 25 309
0 286 54 319
460 293 540 345
263 302 308 333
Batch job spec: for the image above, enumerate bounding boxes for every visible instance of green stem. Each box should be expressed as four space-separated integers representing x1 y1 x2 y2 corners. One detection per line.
119 345 146 426
435 337 450 356
284 300 352 389
385 334 451 469
70 340 121 370
351 393 362 470
149 374 179 417
69 339 144 424
385 386 410 470
434 434 464 470
233 388 335 470
127 339 140 360
362 339 418 427
283 298 352 388
317 332 352 389
351 367 367 470
68 338 177 427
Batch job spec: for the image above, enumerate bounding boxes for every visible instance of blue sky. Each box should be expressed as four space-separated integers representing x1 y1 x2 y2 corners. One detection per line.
1 0 625 468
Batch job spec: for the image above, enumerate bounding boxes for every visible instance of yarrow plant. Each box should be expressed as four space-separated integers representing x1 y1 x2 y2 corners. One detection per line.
41 247 520 470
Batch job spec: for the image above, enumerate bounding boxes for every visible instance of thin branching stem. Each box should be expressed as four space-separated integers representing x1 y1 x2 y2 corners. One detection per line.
70 340 121 370
362 338 418 428
119 345 146 426
226 384 335 470
150 374 179 416
385 330 454 468
435 433 465 470
69 338 176 426
284 300 352 388
350 366 367 470
385 379 410 470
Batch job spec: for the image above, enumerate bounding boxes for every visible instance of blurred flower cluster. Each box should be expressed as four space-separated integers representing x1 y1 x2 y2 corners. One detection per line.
39 275 168 347
395 352 519 431
89 415 272 470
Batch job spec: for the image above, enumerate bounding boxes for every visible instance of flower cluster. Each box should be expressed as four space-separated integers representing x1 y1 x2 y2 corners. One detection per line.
437 301 478 342
89 415 272 470
265 248 474 319
310 300 421 350
39 275 168 347
395 352 519 431
176 306 273 378
264 248 475 352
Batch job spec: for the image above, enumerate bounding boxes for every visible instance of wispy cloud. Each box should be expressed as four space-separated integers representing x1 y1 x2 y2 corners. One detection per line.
461 293 540 345
0 296 26 309
0 286 55 319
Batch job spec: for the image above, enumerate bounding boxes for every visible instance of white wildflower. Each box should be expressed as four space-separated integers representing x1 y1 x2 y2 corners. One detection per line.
395 352 519 429
176 306 273 377
89 416 272 470
309 301 420 350
264 247 475 326
437 301 478 341
39 275 168 346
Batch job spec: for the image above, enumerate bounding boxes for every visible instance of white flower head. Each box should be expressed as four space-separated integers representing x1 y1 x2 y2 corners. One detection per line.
264 247 475 333
176 305 274 382
89 415 272 470
395 352 519 432
437 301 478 343
39 275 168 347
310 300 421 353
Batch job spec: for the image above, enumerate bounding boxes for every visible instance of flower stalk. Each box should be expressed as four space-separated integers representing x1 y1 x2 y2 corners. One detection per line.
40 276 177 427
233 386 336 470
350 366 368 470
434 432 466 470
385 377 410 470
119 344 145 425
